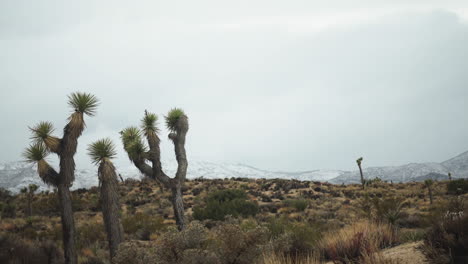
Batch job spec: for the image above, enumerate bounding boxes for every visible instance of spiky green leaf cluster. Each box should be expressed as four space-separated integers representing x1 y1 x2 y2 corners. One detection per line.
29 121 54 142
120 127 147 160
165 108 185 132
424 179 434 187
141 112 159 134
67 92 99 116
87 138 117 165
120 127 142 148
23 143 48 163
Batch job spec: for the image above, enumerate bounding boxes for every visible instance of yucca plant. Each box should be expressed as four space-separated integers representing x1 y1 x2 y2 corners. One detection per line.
20 184 39 217
24 92 99 264
424 179 434 205
121 108 189 230
356 157 365 190
88 138 124 259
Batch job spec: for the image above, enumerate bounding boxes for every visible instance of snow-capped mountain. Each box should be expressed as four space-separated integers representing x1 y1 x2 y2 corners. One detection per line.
1 151 467 193
328 151 468 184
0 160 344 193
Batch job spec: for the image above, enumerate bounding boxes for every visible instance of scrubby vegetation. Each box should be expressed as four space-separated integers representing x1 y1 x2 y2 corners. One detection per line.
0 176 466 263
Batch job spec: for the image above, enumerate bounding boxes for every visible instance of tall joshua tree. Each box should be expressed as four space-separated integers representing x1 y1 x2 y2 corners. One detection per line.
424 179 434 205
20 184 39 217
88 138 124 259
356 157 365 189
24 92 98 264
121 108 188 230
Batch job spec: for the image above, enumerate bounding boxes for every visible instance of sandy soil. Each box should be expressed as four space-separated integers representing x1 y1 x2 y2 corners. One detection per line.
381 241 428 264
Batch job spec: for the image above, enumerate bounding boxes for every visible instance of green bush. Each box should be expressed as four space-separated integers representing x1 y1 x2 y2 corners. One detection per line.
265 217 322 256
447 179 468 195
193 189 258 221
114 221 269 264
122 212 166 237
423 213 468 263
76 222 106 249
283 199 309 212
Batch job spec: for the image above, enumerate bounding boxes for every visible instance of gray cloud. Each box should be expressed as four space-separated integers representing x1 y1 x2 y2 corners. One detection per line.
1 2 468 172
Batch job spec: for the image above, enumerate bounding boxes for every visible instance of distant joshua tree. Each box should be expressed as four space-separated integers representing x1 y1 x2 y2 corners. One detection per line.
20 184 39 217
121 109 189 230
448 172 452 181
356 157 365 189
424 179 434 205
24 92 98 264
88 138 124 259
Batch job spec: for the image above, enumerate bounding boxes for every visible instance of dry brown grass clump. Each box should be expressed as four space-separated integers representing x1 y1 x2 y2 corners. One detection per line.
260 252 320 264
319 221 398 262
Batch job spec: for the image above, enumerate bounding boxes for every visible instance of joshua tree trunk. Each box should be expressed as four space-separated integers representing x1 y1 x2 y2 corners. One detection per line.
121 109 189 230
356 157 365 189
428 187 433 204
171 182 186 230
57 184 77 264
99 161 124 259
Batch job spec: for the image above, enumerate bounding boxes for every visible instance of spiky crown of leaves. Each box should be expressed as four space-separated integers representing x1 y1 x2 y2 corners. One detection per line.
67 92 99 116
141 111 159 133
165 108 186 132
23 142 48 163
87 138 117 165
29 121 55 142
120 127 148 160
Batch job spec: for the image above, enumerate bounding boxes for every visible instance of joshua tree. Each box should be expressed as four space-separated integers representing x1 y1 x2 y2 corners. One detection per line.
88 138 124 259
356 157 365 189
448 172 452 181
121 108 188 230
424 179 434 204
20 184 39 217
24 92 98 264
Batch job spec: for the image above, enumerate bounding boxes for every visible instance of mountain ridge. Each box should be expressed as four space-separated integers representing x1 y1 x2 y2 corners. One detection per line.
1 151 467 193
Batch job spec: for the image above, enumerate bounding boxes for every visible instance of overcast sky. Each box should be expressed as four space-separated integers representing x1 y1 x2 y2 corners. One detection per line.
1 1 468 171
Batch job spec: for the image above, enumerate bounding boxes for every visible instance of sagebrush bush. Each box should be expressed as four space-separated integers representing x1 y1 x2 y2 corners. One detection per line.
0 233 63 264
265 217 322 257
423 212 468 263
122 212 166 238
193 189 258 221
283 199 309 212
75 222 106 250
114 220 269 264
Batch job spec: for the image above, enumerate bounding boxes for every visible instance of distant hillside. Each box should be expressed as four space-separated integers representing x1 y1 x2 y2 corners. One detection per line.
1 151 467 193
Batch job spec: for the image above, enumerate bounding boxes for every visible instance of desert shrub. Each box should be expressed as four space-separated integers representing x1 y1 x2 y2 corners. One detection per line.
212 221 269 264
265 217 322 257
357 194 404 226
32 194 60 216
319 221 398 262
1 202 16 218
399 229 426 243
447 179 468 195
75 222 106 249
122 212 166 238
372 196 404 226
114 240 159 264
115 221 268 264
0 233 63 264
283 199 309 212
422 209 468 263
153 222 217 264
193 189 258 221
